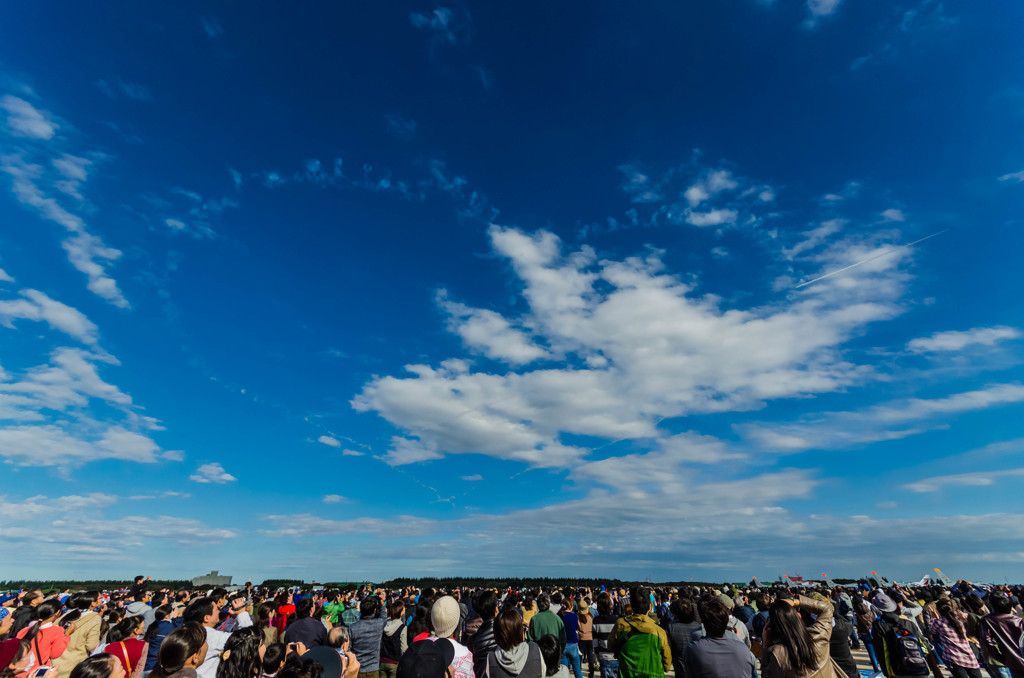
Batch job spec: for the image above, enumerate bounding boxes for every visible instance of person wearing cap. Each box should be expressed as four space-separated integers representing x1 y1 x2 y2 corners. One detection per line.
429 598 472 678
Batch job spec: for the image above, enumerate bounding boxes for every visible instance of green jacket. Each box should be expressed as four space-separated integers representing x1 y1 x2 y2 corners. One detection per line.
528 610 566 652
608 613 672 678
323 602 345 626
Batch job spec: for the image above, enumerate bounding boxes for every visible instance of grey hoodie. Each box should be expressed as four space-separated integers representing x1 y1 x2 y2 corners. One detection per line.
125 602 156 633
492 642 542 678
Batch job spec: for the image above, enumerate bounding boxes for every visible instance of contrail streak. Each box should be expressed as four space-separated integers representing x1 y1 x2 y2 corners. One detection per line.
794 228 951 289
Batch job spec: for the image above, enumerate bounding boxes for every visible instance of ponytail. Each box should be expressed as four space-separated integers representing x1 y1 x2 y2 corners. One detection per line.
936 599 965 639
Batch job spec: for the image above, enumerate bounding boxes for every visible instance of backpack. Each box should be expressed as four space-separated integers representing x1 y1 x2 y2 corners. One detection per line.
617 630 665 678
380 624 403 662
873 617 929 677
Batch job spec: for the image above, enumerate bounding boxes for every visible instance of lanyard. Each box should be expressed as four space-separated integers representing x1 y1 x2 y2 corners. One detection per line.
120 642 132 676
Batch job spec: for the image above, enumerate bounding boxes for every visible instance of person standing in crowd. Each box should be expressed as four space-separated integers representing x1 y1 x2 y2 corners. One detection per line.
557 603 580 678
125 593 156 636
929 599 982 678
607 589 671 678
380 600 407 678
487 610 543 678
761 596 838 678
11 593 44 637
96 617 148 678
215 626 264 678
428 597 472 678
575 601 594 678
55 593 103 678
527 597 564 656
283 600 325 650
16 599 74 671
148 623 208 678
183 599 229 678
349 592 387 678
468 590 498 678
980 593 1024 678
70 654 125 678
590 594 618 678
666 598 701 678
684 595 755 678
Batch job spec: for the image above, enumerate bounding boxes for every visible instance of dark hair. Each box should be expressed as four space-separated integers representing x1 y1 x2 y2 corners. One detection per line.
257 605 275 628
296 598 314 620
70 655 118 678
135 577 145 584
537 635 561 677
151 622 208 678
494 609 525 651
767 600 818 674
935 599 965 639
108 616 144 643
407 603 431 641
474 590 499 621
989 593 1013 615
210 589 228 602
536 594 551 612
697 595 730 638
629 588 651 615
278 658 322 678
144 605 173 642
217 626 264 678
671 598 695 624
262 644 287 675
388 599 405 620
359 597 378 618
596 593 613 617
185 597 216 625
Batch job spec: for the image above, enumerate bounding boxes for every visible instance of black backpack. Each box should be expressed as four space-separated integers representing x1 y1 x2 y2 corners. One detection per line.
381 624 403 662
872 617 929 677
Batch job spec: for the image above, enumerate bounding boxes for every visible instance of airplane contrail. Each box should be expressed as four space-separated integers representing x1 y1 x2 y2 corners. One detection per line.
794 227 952 289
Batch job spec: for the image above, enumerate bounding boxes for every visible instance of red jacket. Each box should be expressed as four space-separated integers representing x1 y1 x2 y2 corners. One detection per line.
16 623 70 672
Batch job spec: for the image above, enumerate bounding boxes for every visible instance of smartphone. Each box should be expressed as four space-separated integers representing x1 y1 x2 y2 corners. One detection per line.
34 668 51 677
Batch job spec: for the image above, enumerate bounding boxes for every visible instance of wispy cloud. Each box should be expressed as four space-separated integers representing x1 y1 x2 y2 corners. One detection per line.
998 170 1024 183
804 0 842 29
1 95 57 139
95 79 153 101
904 468 1024 493
409 6 473 50
317 435 342 448
907 326 1021 354
201 15 224 39
385 113 418 140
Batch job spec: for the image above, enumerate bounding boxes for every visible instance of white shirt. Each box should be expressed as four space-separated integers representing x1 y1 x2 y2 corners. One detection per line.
197 627 233 678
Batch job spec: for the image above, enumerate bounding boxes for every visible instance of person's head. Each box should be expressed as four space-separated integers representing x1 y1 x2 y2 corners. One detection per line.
396 639 454 678
326 627 350 651
35 599 64 623
262 644 287 677
389 599 405 621
109 616 145 643
767 599 818 674
152 622 208 678
536 593 551 612
296 598 314 620
70 654 125 678
210 589 229 607
989 593 1013 615
359 597 379 618
430 597 460 640
596 592 613 617
257 605 275 628
134 577 145 586
473 590 498 621
184 597 218 627
670 598 695 624
697 595 730 639
278 657 322 678
217 626 265 678
755 593 772 612
1 640 31 678
629 588 651 616
537 635 561 677
494 609 525 651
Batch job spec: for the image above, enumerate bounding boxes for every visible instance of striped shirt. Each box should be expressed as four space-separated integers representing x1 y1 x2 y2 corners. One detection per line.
592 615 618 660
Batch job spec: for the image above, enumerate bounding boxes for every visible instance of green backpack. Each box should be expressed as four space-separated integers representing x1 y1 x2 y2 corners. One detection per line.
617 631 665 678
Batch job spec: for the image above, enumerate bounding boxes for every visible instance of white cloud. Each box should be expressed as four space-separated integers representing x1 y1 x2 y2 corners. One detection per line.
190 462 237 484
684 170 738 207
354 222 912 468
385 114 418 139
711 247 730 259
686 208 737 227
0 289 99 344
438 290 550 365
201 16 224 38
323 494 347 503
0 268 12 283
783 219 843 259
460 474 483 481
95 79 152 101
904 468 1024 493
741 383 1024 452
1 155 128 308
805 0 842 25
1 96 57 139
619 164 664 204
907 326 1021 354
317 435 342 448
998 170 1024 183
880 208 905 222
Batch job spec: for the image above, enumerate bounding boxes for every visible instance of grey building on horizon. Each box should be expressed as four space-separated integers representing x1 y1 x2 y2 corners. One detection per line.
192 570 232 587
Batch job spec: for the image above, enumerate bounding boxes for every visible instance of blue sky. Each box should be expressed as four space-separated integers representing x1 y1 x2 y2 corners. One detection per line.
2 0 1024 583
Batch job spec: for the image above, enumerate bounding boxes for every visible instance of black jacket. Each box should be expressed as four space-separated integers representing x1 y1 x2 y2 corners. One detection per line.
469 618 497 678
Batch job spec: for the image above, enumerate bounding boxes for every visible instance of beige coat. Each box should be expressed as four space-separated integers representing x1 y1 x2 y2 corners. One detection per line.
54 612 102 678
761 597 848 678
